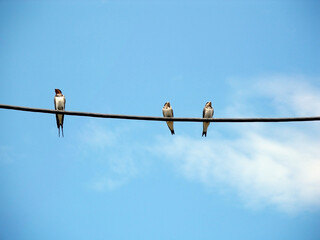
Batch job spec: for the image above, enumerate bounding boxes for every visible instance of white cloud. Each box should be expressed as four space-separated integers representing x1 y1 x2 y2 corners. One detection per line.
91 176 128 192
256 75 320 116
78 122 142 192
79 123 118 149
154 76 320 212
0 145 15 164
88 153 139 192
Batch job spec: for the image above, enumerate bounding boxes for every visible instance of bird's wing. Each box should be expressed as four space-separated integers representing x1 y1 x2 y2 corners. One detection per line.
54 96 57 110
61 113 64 126
55 114 60 128
203 108 206 118
171 108 174 117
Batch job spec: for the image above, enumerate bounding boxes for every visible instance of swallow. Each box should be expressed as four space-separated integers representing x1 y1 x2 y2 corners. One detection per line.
202 101 214 137
54 89 66 137
162 102 175 135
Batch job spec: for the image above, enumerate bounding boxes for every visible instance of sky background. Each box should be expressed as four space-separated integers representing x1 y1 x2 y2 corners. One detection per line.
1 0 320 239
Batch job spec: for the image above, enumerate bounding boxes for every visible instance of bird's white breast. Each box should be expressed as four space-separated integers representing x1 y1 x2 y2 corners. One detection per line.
55 96 65 110
163 108 173 117
204 108 213 118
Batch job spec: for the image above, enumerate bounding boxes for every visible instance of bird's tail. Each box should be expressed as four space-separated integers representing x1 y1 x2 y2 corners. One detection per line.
61 125 64 137
202 121 210 137
166 121 175 135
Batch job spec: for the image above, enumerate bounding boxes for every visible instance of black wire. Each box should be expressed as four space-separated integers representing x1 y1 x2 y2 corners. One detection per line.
1 104 320 122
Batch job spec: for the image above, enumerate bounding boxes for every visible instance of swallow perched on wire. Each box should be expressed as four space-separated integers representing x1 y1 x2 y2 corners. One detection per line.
54 89 66 137
162 102 175 135
202 101 214 137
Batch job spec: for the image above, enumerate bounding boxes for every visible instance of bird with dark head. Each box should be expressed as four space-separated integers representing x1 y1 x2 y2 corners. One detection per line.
162 102 175 135
54 89 66 137
202 101 214 137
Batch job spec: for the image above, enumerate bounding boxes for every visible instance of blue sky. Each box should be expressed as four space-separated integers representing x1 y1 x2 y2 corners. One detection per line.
1 0 320 239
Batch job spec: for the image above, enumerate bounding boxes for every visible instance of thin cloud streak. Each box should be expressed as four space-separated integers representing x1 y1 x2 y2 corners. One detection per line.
256 75 320 116
78 122 142 192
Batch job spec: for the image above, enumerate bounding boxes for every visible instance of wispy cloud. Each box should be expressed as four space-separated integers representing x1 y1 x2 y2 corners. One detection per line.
91 175 131 192
255 75 320 116
79 123 118 149
154 75 320 212
78 122 143 192
0 145 15 164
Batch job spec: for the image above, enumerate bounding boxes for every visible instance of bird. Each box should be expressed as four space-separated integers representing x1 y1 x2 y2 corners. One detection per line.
54 89 66 137
162 102 175 135
202 101 214 137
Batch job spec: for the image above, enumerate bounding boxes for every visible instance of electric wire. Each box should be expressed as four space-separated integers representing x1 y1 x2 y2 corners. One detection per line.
1 104 320 123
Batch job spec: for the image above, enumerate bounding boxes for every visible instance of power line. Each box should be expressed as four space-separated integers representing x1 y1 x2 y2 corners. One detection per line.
1 104 320 123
